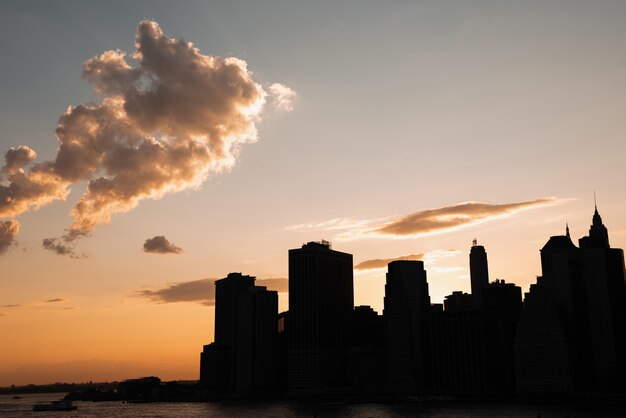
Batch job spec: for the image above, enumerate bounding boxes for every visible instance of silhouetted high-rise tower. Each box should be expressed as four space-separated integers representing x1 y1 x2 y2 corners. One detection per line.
383 260 431 390
578 204 626 390
200 273 278 391
288 240 354 392
469 239 489 309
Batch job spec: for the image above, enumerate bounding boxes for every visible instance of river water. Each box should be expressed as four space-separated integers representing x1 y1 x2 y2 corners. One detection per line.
0 393 622 417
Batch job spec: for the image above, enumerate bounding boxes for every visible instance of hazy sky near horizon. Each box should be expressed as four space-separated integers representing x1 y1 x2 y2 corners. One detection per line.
2 0 626 385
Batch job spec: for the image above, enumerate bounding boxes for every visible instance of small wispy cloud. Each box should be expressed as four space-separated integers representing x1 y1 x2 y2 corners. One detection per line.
42 238 85 259
143 235 183 254
422 249 462 263
44 298 65 303
373 199 555 238
355 253 424 270
135 277 288 306
288 198 557 242
1 304 21 308
354 249 462 272
286 217 377 232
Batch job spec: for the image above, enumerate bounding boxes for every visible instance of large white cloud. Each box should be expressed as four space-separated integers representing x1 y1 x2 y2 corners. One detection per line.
0 20 294 255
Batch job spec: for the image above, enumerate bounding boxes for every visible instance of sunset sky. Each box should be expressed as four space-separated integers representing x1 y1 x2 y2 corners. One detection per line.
2 1 626 386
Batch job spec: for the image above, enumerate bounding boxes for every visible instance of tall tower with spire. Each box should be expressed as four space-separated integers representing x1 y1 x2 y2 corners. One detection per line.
580 199 609 248
577 199 626 390
469 239 489 309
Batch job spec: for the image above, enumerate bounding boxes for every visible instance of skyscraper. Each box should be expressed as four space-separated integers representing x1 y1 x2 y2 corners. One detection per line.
514 230 587 392
578 205 626 390
200 273 278 392
383 260 431 390
288 241 354 392
513 204 626 394
470 240 489 309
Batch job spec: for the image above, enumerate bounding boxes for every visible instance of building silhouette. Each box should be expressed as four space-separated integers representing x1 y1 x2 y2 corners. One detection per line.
200 273 278 392
429 303 488 393
288 240 354 392
348 305 383 391
578 206 626 391
198 203 626 397
470 240 489 309
383 260 431 391
430 243 522 394
482 279 522 392
515 205 626 393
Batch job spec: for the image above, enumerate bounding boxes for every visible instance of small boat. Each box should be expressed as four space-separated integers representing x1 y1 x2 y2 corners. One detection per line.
32 399 78 411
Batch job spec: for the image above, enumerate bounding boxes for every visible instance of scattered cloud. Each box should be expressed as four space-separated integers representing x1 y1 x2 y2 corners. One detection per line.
1 304 21 308
422 249 462 263
44 298 65 303
143 235 183 254
354 249 463 272
136 279 215 305
0 20 293 256
135 277 288 306
291 198 556 241
42 238 84 258
355 253 424 270
286 217 376 232
0 220 20 254
374 199 555 238
268 83 296 112
0 313 7 317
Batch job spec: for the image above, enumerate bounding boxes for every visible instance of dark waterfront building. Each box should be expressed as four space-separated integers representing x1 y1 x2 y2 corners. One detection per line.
430 308 488 393
200 273 278 392
482 280 522 392
430 244 522 394
470 240 489 309
515 206 626 393
383 260 431 391
349 305 383 391
288 241 354 393
578 207 626 391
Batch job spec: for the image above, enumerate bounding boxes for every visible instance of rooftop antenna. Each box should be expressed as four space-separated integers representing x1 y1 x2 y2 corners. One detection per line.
566 220 570 238
472 238 477 247
594 190 598 210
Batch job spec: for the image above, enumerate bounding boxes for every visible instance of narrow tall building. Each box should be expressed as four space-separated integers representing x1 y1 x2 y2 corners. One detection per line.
200 273 278 392
469 240 489 309
578 205 626 391
288 241 354 392
383 260 431 390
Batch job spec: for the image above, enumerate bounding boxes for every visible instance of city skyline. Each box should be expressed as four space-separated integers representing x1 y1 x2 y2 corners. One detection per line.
197 205 625 396
2 1 626 386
